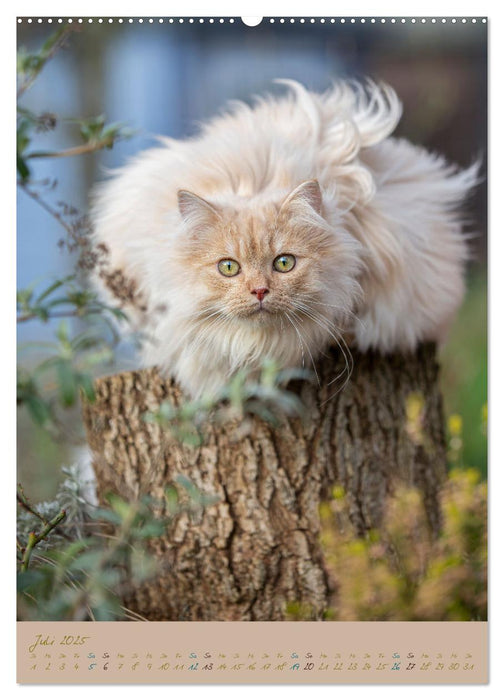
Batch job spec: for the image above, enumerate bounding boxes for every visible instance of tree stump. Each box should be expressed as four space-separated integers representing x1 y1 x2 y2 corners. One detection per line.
82 343 447 621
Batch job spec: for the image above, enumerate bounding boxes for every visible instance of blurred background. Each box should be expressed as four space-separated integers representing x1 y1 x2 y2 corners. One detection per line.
17 17 487 499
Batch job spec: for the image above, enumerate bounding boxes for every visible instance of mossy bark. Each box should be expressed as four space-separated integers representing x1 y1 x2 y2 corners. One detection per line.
82 343 446 621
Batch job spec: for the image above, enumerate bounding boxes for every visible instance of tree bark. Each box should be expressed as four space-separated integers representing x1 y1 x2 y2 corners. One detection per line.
82 343 447 621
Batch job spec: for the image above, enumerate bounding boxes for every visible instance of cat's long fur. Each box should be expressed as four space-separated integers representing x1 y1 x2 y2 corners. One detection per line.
91 80 478 398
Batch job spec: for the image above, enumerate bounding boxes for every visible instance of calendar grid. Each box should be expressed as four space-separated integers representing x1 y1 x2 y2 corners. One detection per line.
17 621 488 684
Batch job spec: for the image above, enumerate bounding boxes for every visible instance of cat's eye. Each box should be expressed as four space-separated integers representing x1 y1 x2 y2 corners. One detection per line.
218 259 240 277
273 254 296 273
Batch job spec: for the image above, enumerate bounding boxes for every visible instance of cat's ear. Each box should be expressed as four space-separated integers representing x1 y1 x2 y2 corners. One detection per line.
280 179 323 216
177 190 221 228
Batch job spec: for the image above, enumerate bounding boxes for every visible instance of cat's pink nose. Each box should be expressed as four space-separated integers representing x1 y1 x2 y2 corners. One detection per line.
251 287 269 302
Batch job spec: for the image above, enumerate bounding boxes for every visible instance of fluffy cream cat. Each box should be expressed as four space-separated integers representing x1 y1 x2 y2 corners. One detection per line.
91 80 478 398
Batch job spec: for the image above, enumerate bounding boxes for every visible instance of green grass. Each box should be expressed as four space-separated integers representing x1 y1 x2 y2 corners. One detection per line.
16 406 74 502
439 268 487 476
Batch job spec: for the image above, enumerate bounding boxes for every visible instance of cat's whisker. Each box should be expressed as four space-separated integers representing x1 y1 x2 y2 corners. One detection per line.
289 302 354 395
327 333 354 388
287 310 323 388
285 311 322 387
290 308 348 387
313 313 354 389
294 293 367 332
190 314 231 347
174 310 229 353
291 300 349 335
284 311 306 370
167 308 225 348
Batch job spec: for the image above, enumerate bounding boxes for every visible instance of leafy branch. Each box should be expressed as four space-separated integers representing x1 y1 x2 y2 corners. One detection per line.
26 115 135 160
17 27 133 183
19 510 67 573
145 360 313 446
17 28 133 436
17 274 127 326
18 317 121 435
17 484 68 572
17 483 52 525
17 113 133 183
17 26 75 98
17 180 76 238
17 472 219 621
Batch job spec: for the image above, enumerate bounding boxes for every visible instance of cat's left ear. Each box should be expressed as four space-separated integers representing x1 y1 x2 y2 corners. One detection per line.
280 179 323 216
177 190 221 228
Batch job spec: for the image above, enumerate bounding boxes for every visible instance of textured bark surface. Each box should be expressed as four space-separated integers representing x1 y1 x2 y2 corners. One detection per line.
82 343 447 621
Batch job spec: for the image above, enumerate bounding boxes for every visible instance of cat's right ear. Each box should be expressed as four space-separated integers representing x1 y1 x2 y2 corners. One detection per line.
280 179 323 216
177 190 221 229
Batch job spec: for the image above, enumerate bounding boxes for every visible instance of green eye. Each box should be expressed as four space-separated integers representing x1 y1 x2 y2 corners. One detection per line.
273 254 296 273
218 259 240 277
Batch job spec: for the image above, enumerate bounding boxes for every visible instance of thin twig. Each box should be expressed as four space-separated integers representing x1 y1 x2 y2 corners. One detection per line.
17 485 48 525
17 309 86 324
17 27 75 99
17 181 74 238
20 510 67 572
26 140 116 160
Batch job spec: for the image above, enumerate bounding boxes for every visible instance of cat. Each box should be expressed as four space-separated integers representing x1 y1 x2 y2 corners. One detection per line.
90 79 478 399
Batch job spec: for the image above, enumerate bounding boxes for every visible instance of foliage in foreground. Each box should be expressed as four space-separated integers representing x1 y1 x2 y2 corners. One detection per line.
440 272 487 476
313 469 487 622
17 466 218 621
17 27 487 625
145 360 311 445
17 27 133 441
17 359 310 621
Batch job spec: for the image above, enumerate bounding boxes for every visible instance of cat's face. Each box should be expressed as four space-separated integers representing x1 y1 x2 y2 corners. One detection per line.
171 180 362 338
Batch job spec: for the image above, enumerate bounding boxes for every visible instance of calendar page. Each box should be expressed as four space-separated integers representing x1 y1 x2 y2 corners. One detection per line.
16 13 488 686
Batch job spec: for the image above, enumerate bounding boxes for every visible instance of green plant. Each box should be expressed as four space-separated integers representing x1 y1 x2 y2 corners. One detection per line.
17 468 219 621
145 359 312 446
315 468 487 622
440 271 487 475
17 28 133 441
